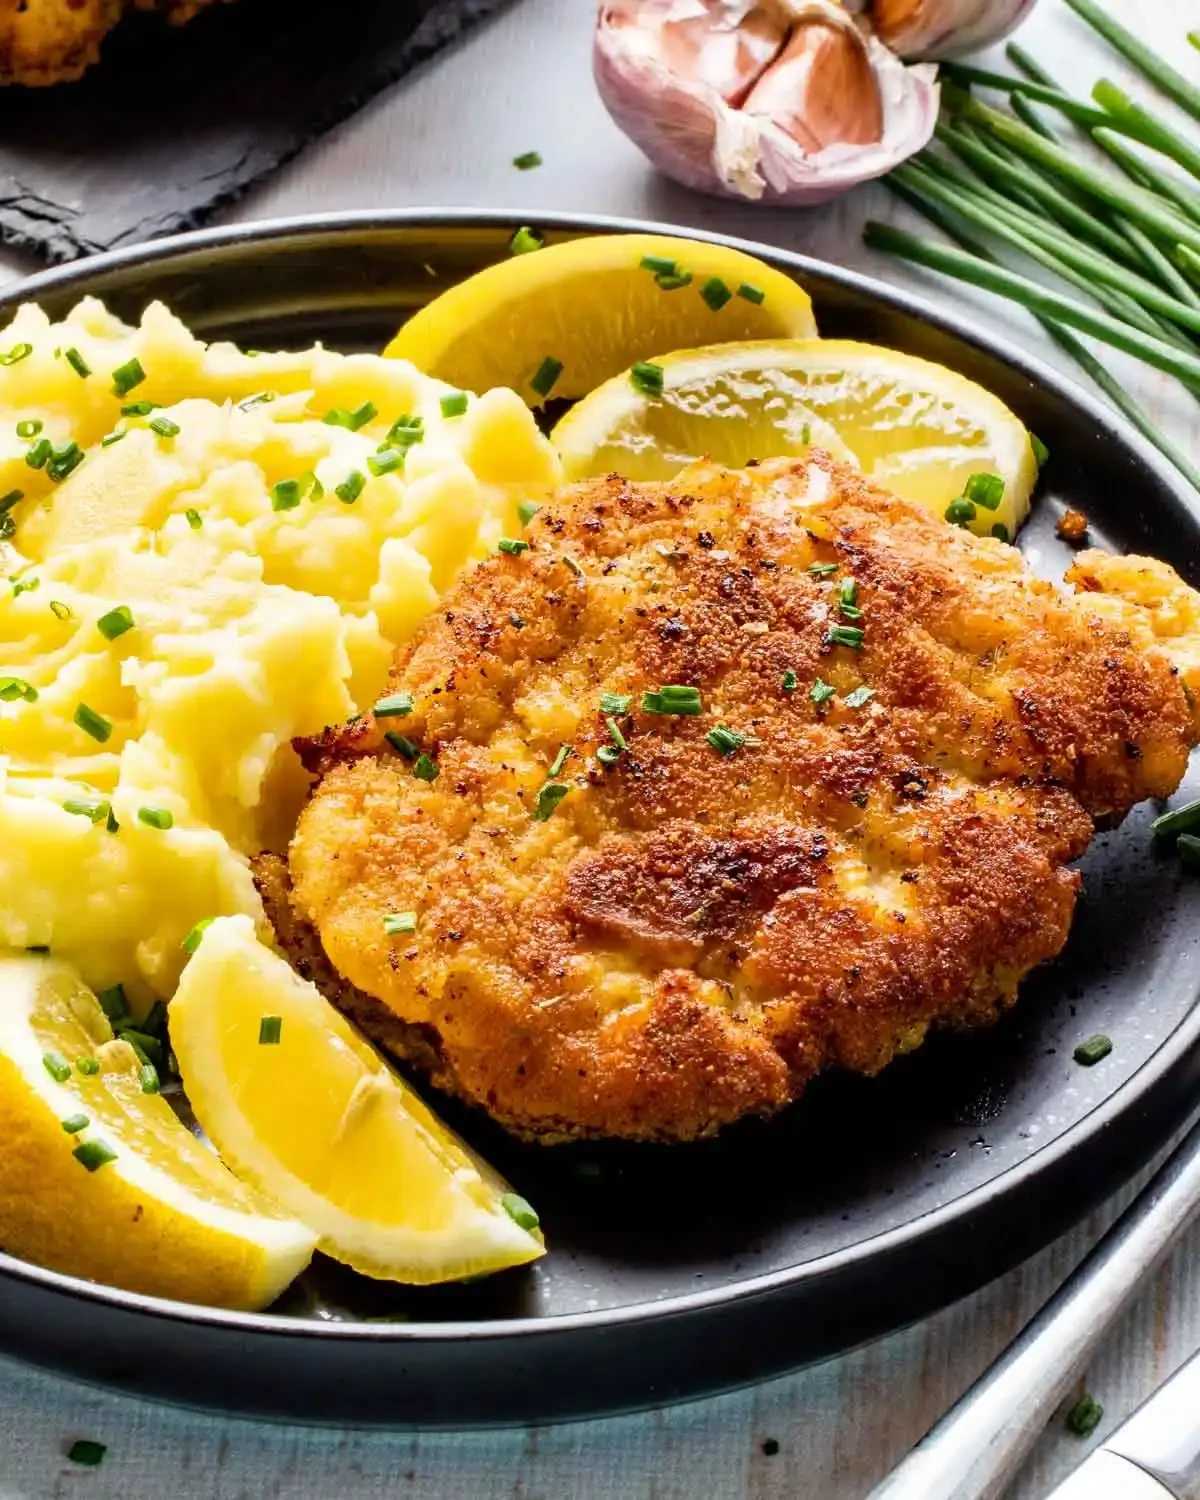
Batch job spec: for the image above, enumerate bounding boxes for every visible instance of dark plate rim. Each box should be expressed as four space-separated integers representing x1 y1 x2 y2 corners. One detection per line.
1 206 1197 1346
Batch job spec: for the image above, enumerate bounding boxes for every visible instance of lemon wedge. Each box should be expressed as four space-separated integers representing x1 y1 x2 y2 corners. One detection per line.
385 232 817 405
0 951 316 1308
552 339 1040 539
169 917 545 1284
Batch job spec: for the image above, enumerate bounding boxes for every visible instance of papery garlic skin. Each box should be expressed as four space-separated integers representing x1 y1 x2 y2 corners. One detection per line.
864 0 1037 60
594 0 938 205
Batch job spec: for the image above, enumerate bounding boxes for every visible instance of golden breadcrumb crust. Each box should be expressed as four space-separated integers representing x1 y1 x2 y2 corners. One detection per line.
0 0 228 86
287 455 1198 1143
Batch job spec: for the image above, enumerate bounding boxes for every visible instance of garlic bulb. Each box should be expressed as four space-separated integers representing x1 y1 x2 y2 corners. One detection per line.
594 0 938 205
865 0 1037 59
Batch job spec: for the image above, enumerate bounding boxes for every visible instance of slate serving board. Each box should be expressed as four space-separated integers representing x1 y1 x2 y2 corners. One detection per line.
0 0 513 264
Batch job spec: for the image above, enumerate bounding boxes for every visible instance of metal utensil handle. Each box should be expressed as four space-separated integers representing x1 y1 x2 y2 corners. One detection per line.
869 1114 1200 1500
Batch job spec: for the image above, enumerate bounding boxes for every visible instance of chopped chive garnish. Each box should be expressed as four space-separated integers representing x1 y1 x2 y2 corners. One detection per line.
1177 833 1200 870
599 692 632 715
137 806 173 830
700 276 732 311
500 1191 540 1230
530 356 563 399
808 561 838 576
106 805 119 834
367 448 404 477
0 489 21 515
383 911 418 936
61 1113 89 1134
100 430 126 447
1151 796 1200 839
597 744 621 767
47 441 84 482
532 781 569 821
517 500 541 526
73 1139 117 1172
75 1057 100 1077
97 984 128 1024
605 716 628 752
149 415 179 439
781 669 798 693
66 1440 107 1467
440 391 469 418
827 625 864 650
386 732 419 760
0 342 32 365
1073 1033 1112 1066
74 703 113 742
182 917 214 954
139 1062 160 1094
117 1029 161 1067
96 604 134 641
15 418 41 438
844 685 874 708
110 357 145 396
642 684 702 716
0 675 36 701
63 797 110 824
1065 1393 1102 1438
1031 433 1050 469
737 282 765 305
513 150 543 170
548 744 572 777
185 507 202 529
12 575 39 598
49 599 72 621
24 436 50 469
810 678 836 705
964 473 1005 511
561 554 584 578
237 391 275 411
945 498 976 527
510 225 545 255
838 579 861 619
386 414 424 448
640 254 678 276
374 692 414 718
42 1050 71 1083
271 479 301 511
497 537 529 556
630 361 664 397
64 347 91 379
258 1015 283 1045
706 723 745 756
991 522 1011 543
413 753 439 782
335 470 366 504
323 400 377 431
121 400 157 416
655 271 693 291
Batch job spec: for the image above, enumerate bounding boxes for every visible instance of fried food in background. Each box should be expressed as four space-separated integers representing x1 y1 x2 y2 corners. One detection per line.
0 0 229 86
288 453 1200 1144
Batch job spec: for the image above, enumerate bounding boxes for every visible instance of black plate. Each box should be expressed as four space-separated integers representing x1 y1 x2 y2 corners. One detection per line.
2 212 1199 1427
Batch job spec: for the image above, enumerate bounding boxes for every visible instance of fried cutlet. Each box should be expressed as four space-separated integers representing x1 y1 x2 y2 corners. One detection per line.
284 454 1200 1144
0 0 227 86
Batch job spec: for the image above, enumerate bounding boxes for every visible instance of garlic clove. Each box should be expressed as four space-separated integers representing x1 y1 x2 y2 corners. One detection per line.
741 13 884 153
867 0 1038 60
594 0 938 205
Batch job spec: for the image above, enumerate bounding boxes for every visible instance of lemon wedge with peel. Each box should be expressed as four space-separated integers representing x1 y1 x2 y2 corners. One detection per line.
385 232 817 406
0 952 316 1308
170 917 545 1284
552 339 1040 540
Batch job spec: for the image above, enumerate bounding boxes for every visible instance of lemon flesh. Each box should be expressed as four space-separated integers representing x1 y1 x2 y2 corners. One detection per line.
385 233 817 406
170 917 545 1284
552 339 1040 539
0 952 316 1309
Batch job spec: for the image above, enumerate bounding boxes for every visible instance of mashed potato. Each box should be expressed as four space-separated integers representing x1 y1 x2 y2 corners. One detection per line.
0 298 560 1001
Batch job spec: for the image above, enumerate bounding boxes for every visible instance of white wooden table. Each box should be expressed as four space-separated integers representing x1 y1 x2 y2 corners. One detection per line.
1 2 1198 1495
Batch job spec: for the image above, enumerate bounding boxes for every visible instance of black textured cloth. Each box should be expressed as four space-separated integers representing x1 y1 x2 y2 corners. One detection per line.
0 0 512 263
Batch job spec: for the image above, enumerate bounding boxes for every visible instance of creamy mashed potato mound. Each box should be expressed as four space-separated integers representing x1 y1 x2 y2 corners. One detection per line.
0 298 560 1001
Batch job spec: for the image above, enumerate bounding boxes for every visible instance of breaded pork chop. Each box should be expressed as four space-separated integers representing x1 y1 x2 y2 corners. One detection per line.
287 454 1200 1143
